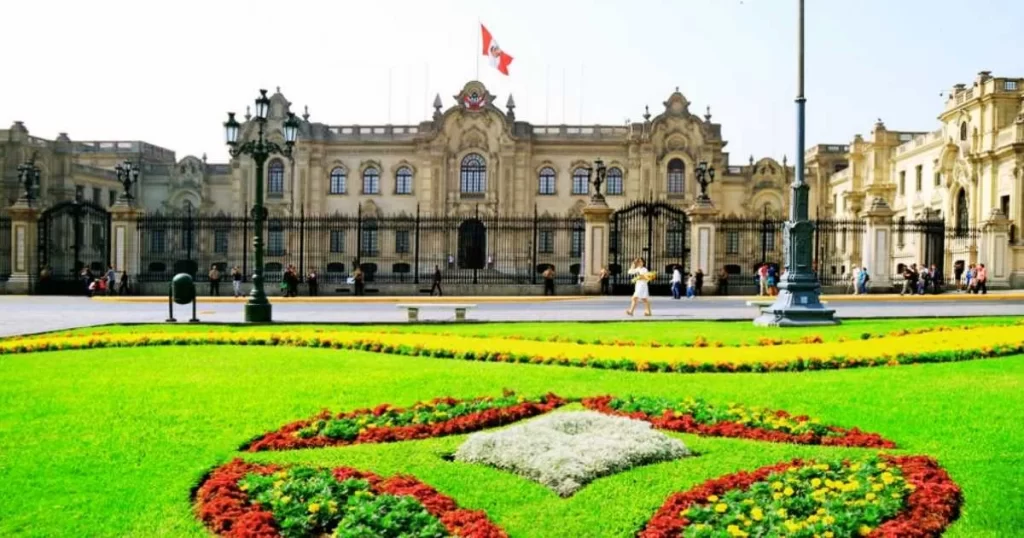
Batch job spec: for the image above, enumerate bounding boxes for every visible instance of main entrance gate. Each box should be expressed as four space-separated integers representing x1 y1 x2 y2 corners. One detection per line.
609 201 689 294
38 201 111 294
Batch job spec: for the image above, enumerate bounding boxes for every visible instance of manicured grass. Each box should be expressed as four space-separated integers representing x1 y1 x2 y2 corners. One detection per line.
0 343 1021 537
28 315 1023 346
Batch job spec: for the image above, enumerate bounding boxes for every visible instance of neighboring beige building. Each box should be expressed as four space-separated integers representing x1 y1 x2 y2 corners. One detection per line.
807 71 1024 286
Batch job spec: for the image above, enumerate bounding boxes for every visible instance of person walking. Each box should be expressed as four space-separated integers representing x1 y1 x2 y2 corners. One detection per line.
757 264 769 296
965 264 975 293
670 265 683 300
625 258 652 316
953 261 965 292
231 266 243 297
430 265 443 296
307 268 318 296
694 268 704 297
716 267 729 295
686 272 697 300
117 271 130 296
900 264 917 296
542 266 556 296
208 265 221 296
598 266 610 295
973 263 988 294
857 267 870 295
353 267 365 296
105 265 117 296
766 265 778 296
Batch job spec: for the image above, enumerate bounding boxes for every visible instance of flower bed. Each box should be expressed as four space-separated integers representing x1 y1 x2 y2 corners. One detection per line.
639 454 962 538
2 325 1023 374
583 395 895 448
196 459 506 538
245 392 565 452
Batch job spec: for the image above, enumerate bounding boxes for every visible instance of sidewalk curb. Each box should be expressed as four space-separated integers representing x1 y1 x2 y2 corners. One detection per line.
88 296 594 305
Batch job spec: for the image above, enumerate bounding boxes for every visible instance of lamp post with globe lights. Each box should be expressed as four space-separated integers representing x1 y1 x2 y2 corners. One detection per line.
223 89 300 322
16 157 41 204
113 160 140 203
695 161 716 203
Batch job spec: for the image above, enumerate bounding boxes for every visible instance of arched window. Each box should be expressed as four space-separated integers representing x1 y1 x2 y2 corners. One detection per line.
268 160 285 195
606 167 624 195
667 158 685 194
329 167 347 194
959 122 968 141
362 167 380 194
460 153 486 194
571 168 590 195
395 166 413 195
538 167 556 195
955 188 969 236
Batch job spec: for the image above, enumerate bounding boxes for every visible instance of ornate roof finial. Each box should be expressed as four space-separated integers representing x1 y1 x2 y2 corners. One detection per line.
244 105 251 121
302 105 310 122
675 86 680 92
643 105 651 122
275 86 281 94
432 93 443 121
704 105 712 122
749 155 755 165
783 154 788 166
505 94 516 121
202 152 207 163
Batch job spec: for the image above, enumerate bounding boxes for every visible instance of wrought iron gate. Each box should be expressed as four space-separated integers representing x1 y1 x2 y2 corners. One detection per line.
610 201 688 294
38 200 111 294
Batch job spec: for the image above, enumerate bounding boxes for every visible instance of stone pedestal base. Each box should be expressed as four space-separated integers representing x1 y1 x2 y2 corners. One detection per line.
244 302 273 323
753 274 839 327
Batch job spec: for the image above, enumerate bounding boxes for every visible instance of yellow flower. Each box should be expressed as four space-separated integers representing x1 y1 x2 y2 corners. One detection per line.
859 525 874 536
280 495 291 504
783 486 795 496
771 481 784 491
707 495 719 502
715 503 729 513
811 478 822 488
866 492 877 501
824 532 835 538
751 507 764 521
727 525 749 537
308 503 320 513
776 508 788 518
881 472 895 485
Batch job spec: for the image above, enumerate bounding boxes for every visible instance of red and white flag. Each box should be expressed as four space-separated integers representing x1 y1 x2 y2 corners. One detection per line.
481 24 513 76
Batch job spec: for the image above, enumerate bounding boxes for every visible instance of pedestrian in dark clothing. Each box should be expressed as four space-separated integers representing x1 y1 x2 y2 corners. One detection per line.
431 265 443 296
542 266 556 296
716 267 729 295
598 266 610 295
694 269 704 296
353 268 365 296
307 269 318 296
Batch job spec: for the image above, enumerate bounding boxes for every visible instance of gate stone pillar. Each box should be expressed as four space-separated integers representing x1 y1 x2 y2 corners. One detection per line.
689 201 719 294
860 197 895 292
980 208 1011 288
6 201 39 294
582 197 614 295
110 202 142 284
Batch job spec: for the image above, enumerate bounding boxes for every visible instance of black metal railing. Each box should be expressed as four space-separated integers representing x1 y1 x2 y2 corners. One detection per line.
715 216 786 285
136 206 585 287
0 216 10 280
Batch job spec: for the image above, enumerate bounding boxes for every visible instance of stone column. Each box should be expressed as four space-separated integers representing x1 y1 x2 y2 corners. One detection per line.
109 202 143 283
581 196 614 295
688 201 719 294
6 202 40 294
860 197 895 292
980 208 1011 288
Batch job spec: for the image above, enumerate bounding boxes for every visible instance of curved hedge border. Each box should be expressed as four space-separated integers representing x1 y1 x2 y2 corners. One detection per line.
2 331 1022 375
639 455 962 538
196 459 506 538
244 393 565 452
583 395 895 448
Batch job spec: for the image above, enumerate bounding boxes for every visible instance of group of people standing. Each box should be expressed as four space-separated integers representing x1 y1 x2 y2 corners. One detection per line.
669 266 703 300
954 262 988 294
76 265 129 296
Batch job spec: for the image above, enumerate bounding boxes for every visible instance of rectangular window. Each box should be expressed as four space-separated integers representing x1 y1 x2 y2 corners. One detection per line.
1006 80 1019 91
150 229 166 253
570 228 584 257
571 171 590 195
666 231 685 256
915 165 923 192
360 229 379 256
108 190 117 207
1001 195 1011 218
897 217 906 247
268 230 285 256
726 231 740 255
538 230 554 254
92 187 102 205
395 169 413 194
898 171 906 195
539 173 556 195
214 230 229 254
934 172 941 187
329 173 346 194
329 229 345 253
395 230 410 254
362 170 380 194
762 229 776 252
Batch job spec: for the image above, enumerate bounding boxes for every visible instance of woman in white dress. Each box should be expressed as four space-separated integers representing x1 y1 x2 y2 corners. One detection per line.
626 257 652 316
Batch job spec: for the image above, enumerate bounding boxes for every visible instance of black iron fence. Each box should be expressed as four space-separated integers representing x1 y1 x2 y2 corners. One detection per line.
891 218 982 287
137 206 585 287
0 216 10 280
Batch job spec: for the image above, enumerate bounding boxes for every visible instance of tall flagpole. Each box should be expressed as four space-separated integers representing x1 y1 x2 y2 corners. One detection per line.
545 65 550 124
387 67 393 124
579 64 584 124
476 19 481 81
561 67 566 124
424 63 429 118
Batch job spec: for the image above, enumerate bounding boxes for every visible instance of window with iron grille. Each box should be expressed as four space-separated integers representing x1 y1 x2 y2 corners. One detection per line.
395 167 413 194
268 160 285 195
360 221 379 256
915 165 923 192
329 167 347 194
538 167 556 195
570 226 584 257
214 230 229 254
1006 80 1019 91
606 167 624 195
460 154 486 193
571 168 590 195
268 221 285 256
667 159 685 194
395 229 411 253
666 220 685 256
538 230 554 254
150 229 166 253
330 229 345 253
362 168 380 194
726 231 740 254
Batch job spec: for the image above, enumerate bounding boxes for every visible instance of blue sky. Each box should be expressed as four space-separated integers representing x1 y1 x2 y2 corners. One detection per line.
2 0 1019 164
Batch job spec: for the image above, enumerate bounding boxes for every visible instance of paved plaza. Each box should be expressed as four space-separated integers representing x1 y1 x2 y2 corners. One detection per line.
1 293 1022 337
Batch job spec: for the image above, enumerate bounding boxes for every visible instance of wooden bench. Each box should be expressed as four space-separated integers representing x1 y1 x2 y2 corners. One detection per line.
396 304 477 322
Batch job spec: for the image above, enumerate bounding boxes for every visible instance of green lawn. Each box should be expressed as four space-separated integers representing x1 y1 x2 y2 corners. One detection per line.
0 339 1021 536
35 315 1023 346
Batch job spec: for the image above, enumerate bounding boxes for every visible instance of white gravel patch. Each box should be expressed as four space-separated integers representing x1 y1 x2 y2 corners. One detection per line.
454 411 690 496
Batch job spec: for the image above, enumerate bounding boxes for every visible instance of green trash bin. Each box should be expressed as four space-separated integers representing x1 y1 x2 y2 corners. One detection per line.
167 273 199 322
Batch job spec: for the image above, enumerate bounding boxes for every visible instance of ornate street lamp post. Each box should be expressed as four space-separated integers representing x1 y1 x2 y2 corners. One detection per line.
589 158 607 202
114 160 140 203
224 89 300 323
16 156 41 204
695 161 716 203
754 0 838 326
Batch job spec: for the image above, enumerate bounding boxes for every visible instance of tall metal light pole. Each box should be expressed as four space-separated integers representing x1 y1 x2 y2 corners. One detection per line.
224 89 300 323
16 156 41 204
754 0 838 327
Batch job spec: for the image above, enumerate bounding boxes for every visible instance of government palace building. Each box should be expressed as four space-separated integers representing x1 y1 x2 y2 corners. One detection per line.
2 73 1022 293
